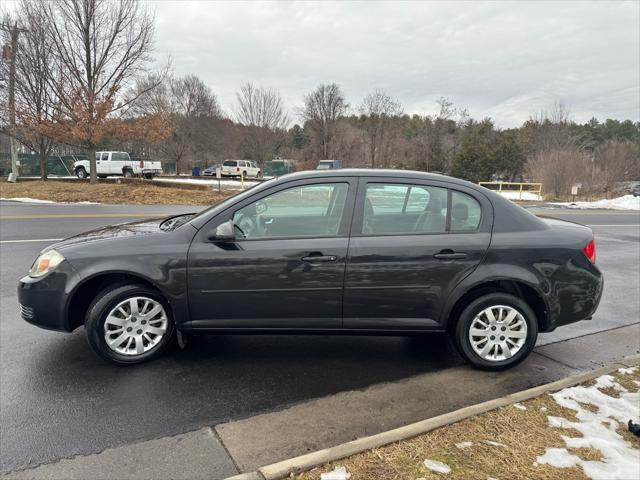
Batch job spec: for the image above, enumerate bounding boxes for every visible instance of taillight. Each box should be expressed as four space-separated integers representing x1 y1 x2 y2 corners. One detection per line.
139 160 144 168
236 167 240 171
582 238 596 264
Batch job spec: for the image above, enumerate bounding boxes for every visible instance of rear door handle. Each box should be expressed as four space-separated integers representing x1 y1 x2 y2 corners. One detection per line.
302 254 337 263
434 250 467 260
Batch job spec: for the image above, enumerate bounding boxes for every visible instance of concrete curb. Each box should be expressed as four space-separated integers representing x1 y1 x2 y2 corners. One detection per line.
229 354 639 480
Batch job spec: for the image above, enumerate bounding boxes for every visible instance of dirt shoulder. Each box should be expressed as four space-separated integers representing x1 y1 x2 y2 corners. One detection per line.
0 179 236 205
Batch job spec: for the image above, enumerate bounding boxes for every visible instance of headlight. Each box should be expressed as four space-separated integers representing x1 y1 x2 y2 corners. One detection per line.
29 250 65 278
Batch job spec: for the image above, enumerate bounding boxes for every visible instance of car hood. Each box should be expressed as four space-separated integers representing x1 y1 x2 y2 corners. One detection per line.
48 218 166 251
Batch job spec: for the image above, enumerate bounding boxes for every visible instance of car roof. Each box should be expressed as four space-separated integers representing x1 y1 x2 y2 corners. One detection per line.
275 168 473 187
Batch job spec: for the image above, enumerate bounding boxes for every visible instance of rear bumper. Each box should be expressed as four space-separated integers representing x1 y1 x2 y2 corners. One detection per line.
543 256 604 332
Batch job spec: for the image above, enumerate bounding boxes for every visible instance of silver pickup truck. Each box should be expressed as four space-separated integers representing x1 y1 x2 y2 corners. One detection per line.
74 152 162 179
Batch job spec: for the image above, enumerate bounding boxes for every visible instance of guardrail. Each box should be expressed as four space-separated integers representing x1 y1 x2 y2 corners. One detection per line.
478 182 543 201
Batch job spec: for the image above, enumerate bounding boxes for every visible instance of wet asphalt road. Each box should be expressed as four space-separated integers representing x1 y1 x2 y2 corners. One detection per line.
0 200 638 474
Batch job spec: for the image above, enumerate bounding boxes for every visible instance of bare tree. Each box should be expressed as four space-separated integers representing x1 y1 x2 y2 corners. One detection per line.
594 140 639 191
526 148 591 198
301 83 348 159
359 89 403 168
235 82 288 169
0 1 60 180
41 0 158 183
171 75 223 119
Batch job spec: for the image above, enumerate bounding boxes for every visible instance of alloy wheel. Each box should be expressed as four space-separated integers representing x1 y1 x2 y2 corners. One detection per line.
103 296 168 356
468 305 528 361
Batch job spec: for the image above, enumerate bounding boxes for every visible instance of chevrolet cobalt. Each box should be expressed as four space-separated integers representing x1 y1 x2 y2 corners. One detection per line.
19 170 603 369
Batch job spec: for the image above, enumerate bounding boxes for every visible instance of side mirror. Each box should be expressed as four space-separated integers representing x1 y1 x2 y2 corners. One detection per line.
208 219 235 242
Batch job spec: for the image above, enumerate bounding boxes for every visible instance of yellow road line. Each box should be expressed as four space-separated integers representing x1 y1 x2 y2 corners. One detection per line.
0 213 162 220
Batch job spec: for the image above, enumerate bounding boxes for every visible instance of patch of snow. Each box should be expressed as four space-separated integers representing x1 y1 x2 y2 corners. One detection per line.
153 177 259 188
537 374 640 479
455 441 473 449
423 459 451 474
0 197 99 204
550 194 640 211
540 406 548 412
594 374 627 392
320 466 351 480
513 403 527 410
491 190 543 201
618 367 638 375
483 440 507 447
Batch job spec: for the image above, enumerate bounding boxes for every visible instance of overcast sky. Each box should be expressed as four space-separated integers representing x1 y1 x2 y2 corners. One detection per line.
5 0 638 127
150 1 639 127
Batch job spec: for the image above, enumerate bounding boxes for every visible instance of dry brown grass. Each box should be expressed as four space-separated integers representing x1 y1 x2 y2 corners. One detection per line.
297 368 640 480
0 179 236 205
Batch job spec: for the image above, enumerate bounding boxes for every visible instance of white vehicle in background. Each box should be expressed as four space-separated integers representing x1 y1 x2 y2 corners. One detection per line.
73 152 163 179
220 159 261 179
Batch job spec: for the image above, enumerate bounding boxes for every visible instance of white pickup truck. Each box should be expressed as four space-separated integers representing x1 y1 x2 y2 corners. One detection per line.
73 151 162 179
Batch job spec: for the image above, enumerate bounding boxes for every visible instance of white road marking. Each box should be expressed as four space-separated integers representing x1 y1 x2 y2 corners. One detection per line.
0 238 63 244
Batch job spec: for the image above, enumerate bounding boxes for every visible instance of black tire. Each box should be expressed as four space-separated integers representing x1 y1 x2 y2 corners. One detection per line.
242 171 247 178
76 167 87 179
123 169 134 178
85 284 175 365
98 174 107 179
143 173 154 180
453 292 538 371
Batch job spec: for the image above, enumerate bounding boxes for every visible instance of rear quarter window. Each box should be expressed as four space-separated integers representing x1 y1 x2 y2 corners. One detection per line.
111 152 129 161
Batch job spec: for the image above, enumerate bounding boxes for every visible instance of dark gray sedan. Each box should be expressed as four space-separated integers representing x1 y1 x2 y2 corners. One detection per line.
18 170 603 369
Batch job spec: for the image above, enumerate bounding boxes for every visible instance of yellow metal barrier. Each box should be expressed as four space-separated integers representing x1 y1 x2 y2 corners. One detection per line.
478 182 543 201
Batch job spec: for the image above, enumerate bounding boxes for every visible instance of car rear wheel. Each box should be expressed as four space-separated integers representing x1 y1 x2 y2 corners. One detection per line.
85 284 175 365
75 167 87 179
454 293 537 370
123 169 134 178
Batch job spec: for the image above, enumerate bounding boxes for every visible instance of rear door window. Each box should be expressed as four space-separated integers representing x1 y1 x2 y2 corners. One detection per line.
363 183 448 235
450 191 482 231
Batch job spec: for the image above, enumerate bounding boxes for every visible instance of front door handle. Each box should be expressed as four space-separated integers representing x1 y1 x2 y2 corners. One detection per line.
434 249 467 260
301 253 337 263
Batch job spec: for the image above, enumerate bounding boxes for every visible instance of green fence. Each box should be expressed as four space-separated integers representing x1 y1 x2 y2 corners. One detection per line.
0 153 85 177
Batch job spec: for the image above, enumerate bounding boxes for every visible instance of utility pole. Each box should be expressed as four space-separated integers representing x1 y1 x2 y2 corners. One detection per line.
2 22 26 180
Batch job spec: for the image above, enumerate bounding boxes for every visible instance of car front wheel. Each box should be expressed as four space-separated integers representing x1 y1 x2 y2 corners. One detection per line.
75 167 87 179
85 284 175 365
454 293 538 370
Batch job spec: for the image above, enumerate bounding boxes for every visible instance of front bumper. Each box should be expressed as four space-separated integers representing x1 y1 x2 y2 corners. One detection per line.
17 263 77 332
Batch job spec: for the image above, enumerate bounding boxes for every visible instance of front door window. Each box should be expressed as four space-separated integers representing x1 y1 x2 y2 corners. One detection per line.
232 183 349 239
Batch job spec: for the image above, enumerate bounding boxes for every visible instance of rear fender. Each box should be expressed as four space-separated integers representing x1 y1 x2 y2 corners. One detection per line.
440 263 549 328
